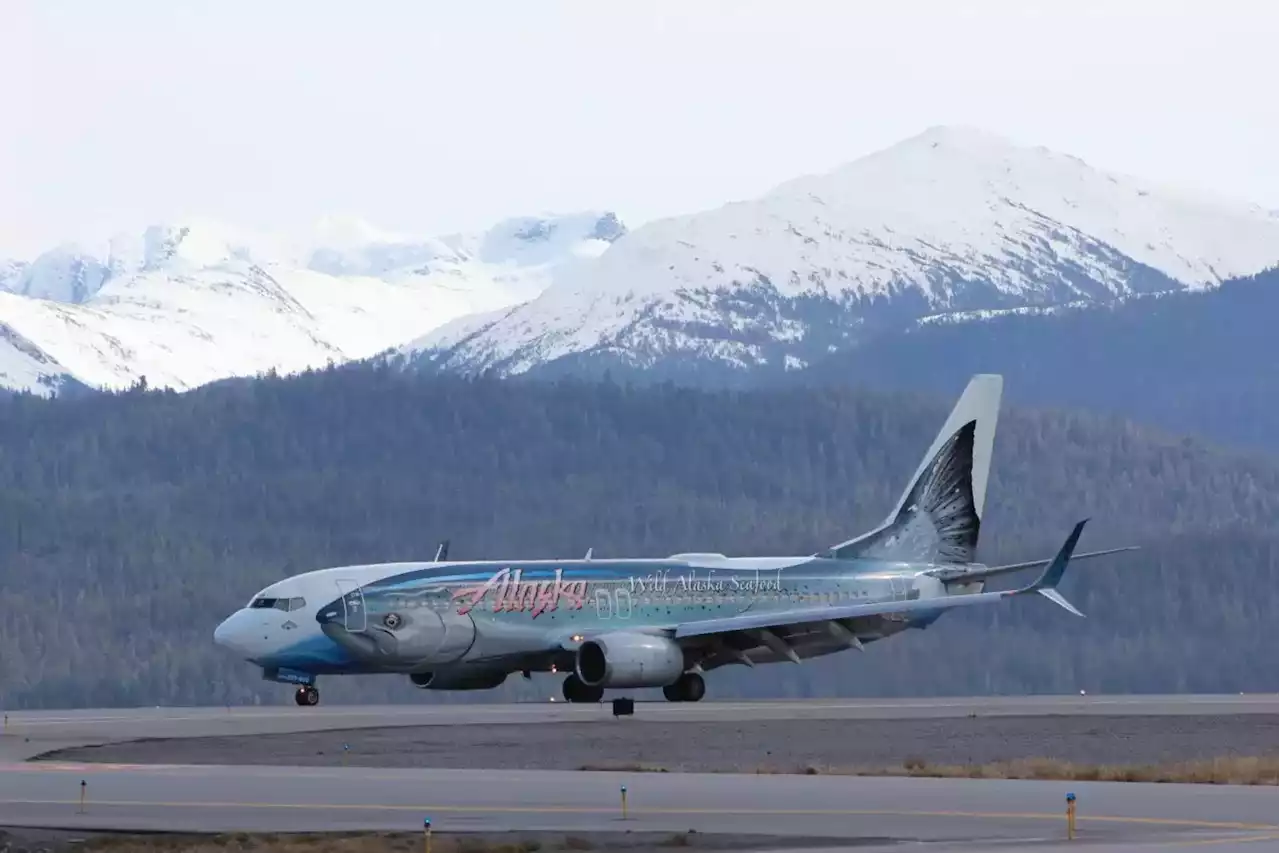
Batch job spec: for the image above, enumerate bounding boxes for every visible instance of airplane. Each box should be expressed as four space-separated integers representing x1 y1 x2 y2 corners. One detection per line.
213 373 1136 707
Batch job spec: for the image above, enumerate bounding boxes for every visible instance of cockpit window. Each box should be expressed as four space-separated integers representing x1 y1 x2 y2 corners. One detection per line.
250 597 307 611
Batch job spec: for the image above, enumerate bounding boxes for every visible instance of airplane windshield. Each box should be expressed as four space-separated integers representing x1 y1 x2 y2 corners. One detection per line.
250 596 306 611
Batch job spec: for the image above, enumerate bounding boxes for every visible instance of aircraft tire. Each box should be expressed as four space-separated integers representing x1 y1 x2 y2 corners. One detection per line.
294 685 319 706
663 672 706 702
562 674 603 703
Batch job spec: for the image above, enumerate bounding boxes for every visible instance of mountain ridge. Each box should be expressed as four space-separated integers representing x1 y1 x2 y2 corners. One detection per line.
401 125 1277 377
0 212 625 395
796 268 1279 451
4 125 1276 396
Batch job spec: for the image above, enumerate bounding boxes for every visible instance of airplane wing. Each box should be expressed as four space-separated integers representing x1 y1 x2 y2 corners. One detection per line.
672 519 1092 645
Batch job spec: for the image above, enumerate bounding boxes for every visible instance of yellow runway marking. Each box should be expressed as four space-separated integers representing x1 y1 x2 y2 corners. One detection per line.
1 798 1276 832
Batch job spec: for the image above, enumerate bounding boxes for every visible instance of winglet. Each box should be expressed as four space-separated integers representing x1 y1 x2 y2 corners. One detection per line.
1019 519 1088 617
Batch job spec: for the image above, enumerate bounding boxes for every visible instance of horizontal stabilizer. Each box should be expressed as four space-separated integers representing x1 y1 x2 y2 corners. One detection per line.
926 545 1137 585
1038 587 1084 618
1012 518 1088 617
672 519 1099 642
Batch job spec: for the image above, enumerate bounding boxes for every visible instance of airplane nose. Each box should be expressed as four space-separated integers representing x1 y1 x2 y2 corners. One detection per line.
214 610 254 656
214 617 233 647
213 614 236 648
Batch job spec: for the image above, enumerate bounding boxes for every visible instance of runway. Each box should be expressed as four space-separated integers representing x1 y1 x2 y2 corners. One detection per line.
0 760 1275 850
1 695 1276 851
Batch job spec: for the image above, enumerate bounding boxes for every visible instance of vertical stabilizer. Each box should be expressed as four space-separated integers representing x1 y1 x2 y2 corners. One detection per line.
823 374 1002 564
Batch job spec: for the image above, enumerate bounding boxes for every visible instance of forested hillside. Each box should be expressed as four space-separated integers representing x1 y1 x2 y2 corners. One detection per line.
0 367 1275 708
792 268 1279 450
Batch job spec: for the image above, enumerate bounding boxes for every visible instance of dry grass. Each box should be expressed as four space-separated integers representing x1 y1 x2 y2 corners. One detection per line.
777 754 1280 785
577 755 1279 785
84 833 571 853
77 834 724 853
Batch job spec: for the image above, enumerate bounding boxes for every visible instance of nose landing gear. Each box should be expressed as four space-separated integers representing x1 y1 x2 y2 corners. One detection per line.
294 685 320 706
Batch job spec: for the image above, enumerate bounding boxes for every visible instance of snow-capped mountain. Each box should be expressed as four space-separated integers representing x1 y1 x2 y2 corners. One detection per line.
5 126 1276 396
0 212 625 395
398 125 1279 378
0 248 111 303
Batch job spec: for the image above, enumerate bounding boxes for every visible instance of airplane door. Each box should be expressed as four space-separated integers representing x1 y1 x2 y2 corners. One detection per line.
334 580 367 632
889 577 910 601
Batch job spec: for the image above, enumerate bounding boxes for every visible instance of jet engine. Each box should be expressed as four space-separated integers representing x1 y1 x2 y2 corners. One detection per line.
575 632 686 689
409 669 509 691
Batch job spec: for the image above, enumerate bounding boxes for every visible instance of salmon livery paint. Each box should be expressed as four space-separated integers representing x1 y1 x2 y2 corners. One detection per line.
214 374 1137 706
450 568 590 618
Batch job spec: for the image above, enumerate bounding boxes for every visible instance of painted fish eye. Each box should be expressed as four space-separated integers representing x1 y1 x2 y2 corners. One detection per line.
383 613 403 629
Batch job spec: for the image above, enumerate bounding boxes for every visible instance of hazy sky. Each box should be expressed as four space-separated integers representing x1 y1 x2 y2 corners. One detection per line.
3 1 1277 257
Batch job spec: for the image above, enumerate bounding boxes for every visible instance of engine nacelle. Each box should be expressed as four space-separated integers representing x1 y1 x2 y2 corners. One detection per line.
409 669 509 691
575 632 686 689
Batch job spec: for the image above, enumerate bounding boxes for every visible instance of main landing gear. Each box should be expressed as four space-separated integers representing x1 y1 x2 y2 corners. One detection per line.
562 673 604 703
294 685 319 706
560 672 706 703
663 672 705 703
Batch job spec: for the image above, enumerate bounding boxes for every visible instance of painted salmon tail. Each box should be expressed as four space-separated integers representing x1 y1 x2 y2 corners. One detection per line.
821 374 1003 565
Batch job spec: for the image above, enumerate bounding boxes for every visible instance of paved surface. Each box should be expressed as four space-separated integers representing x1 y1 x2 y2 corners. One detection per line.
0 761 1275 851
3 694 1274 762
1 696 1276 851
44 714 1278 773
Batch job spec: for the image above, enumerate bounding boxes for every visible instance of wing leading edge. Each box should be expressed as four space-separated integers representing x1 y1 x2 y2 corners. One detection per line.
674 519 1093 641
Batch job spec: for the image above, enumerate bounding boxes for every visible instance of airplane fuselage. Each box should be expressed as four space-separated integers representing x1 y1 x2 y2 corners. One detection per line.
214 554 976 690
213 374 1119 707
